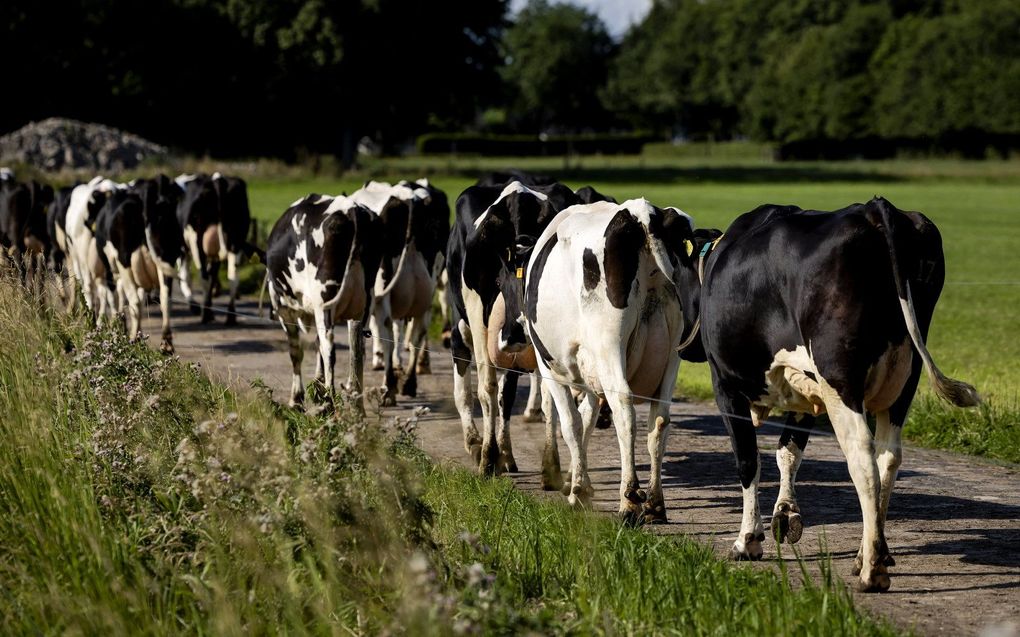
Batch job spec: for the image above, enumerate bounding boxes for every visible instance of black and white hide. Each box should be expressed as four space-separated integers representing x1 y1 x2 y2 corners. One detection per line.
265 194 383 413
350 180 449 405
446 177 580 478
0 178 54 285
525 198 706 524
699 197 980 592
64 176 125 319
93 176 185 353
175 173 255 324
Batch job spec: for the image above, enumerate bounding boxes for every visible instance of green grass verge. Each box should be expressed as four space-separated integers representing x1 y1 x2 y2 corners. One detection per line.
0 273 895 634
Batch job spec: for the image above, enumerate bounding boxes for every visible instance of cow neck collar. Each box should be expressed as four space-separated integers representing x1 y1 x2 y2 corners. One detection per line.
676 233 724 353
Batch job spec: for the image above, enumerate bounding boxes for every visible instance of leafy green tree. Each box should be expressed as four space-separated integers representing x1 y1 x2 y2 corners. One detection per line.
501 0 615 131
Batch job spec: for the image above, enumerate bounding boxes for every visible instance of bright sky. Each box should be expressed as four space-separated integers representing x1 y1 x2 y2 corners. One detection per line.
509 0 653 38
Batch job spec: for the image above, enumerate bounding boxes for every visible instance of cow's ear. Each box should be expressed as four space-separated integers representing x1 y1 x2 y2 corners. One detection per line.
653 207 696 264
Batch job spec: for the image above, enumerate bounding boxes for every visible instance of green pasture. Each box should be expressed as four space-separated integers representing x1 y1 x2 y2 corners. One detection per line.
242 159 1020 462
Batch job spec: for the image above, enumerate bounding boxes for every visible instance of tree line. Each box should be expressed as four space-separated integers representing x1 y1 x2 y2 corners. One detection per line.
3 0 1018 160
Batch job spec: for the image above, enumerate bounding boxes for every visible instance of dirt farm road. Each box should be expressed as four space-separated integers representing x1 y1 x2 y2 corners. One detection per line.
144 298 1020 636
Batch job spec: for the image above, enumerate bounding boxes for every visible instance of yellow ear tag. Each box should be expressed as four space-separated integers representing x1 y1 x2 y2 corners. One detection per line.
516 267 524 279
684 239 694 257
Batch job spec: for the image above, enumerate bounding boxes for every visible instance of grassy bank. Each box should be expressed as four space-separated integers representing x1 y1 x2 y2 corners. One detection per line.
0 274 894 634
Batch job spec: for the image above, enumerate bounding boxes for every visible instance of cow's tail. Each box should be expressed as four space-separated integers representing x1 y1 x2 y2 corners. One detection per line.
873 198 981 408
257 270 270 318
377 241 411 297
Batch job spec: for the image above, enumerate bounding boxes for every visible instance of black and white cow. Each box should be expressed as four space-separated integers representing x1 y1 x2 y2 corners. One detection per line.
350 180 449 404
64 176 125 318
265 194 383 412
447 175 580 478
47 185 75 273
525 198 710 523
698 197 979 592
0 178 53 283
175 173 256 323
93 175 185 353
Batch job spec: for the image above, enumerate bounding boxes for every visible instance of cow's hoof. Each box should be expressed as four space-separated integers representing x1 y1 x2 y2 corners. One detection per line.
620 504 644 528
479 442 500 477
856 568 891 593
541 469 564 492
188 302 201 316
288 399 305 412
730 533 765 561
201 311 215 324
567 483 594 508
642 501 668 525
501 455 518 474
372 362 385 372
415 361 431 375
883 553 896 567
159 340 175 355
771 503 803 544
224 313 237 326
400 376 417 398
523 409 543 423
380 393 396 407
469 442 482 466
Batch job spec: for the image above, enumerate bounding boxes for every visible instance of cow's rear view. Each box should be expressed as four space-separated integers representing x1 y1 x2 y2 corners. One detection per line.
700 197 979 592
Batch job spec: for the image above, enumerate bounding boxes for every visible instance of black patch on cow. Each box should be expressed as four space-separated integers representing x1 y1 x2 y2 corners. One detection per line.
582 247 600 290
603 209 645 309
526 233 558 363
294 258 305 272
803 370 816 382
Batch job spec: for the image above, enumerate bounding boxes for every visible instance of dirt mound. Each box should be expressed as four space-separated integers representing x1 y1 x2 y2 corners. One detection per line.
0 117 168 172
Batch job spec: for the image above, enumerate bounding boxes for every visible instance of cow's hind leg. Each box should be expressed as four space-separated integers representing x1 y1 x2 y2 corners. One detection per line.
772 412 812 544
603 373 643 525
372 296 397 406
201 260 220 324
224 251 239 326
825 395 888 592
452 321 481 464
496 371 520 473
716 390 765 561
541 363 592 507
643 353 681 525
158 275 174 354
313 307 335 403
400 314 427 397
539 379 563 491
280 311 305 408
523 373 543 422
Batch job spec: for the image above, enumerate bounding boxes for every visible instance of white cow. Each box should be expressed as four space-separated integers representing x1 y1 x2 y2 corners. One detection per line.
64 176 126 319
525 198 706 523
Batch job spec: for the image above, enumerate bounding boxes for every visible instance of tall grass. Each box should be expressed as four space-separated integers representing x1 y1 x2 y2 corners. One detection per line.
0 272 896 634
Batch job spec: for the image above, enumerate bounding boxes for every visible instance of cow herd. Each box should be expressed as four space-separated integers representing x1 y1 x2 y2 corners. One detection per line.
1 167 980 593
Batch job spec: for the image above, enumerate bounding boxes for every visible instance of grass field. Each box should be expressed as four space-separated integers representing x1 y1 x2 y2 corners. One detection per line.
0 273 894 635
239 157 1020 463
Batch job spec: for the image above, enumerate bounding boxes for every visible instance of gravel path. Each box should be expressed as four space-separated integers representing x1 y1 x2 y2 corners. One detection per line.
145 298 1020 636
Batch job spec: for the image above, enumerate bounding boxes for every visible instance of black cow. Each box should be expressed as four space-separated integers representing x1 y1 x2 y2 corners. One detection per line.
699 197 979 592
175 173 256 324
0 178 54 284
265 194 383 413
447 173 580 477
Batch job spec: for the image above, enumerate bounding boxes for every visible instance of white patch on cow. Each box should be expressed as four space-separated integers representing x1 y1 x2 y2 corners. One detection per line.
415 177 430 188
311 222 326 248
324 195 358 215
351 180 429 214
1 167 15 181
289 196 308 208
183 226 201 269
474 180 551 229
211 171 223 180
174 174 197 188
291 213 304 234
313 194 332 204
